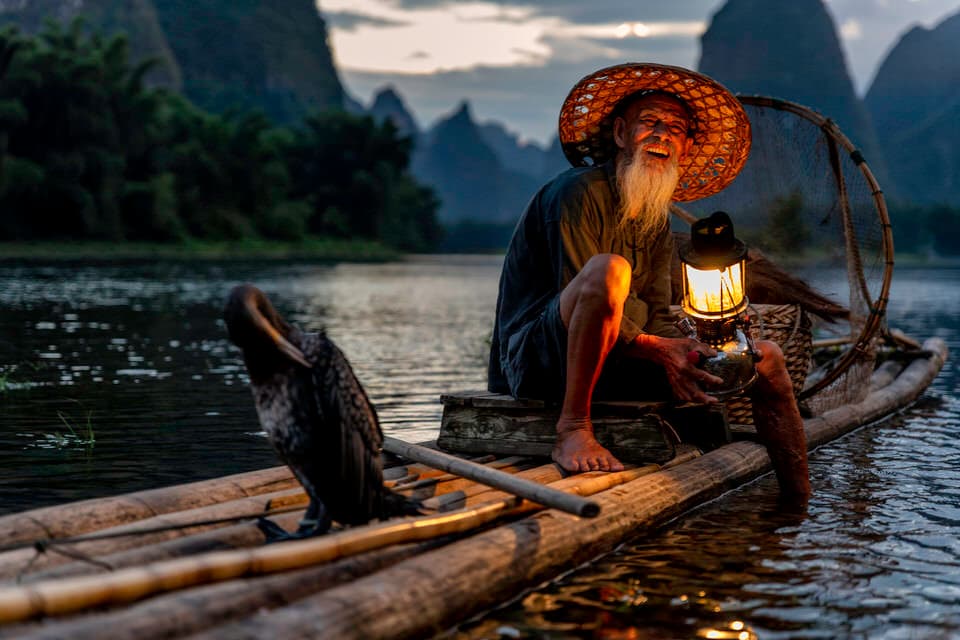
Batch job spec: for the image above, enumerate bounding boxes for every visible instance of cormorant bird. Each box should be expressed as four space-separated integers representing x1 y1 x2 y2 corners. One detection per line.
224 284 418 540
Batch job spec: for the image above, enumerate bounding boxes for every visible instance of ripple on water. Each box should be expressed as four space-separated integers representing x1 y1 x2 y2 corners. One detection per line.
2 262 959 638
458 388 960 638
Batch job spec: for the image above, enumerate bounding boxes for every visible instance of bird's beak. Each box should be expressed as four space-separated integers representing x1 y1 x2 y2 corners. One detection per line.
275 334 311 369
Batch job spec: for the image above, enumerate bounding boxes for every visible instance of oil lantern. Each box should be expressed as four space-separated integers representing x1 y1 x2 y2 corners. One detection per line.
677 211 758 398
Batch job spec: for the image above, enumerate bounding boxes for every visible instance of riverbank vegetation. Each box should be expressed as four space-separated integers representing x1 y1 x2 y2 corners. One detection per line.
0 21 442 254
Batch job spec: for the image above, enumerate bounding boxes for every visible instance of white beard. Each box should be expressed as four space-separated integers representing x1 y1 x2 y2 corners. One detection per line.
615 144 680 237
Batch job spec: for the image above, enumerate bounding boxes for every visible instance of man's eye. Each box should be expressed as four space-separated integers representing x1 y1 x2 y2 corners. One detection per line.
640 118 687 136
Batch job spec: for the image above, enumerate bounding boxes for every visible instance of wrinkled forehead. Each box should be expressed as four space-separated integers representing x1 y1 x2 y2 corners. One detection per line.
619 92 693 126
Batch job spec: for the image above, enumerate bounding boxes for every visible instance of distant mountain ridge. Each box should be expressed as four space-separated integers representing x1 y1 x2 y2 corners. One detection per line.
363 87 559 225
1 0 957 224
152 0 344 124
0 0 181 88
0 0 345 124
865 10 960 204
698 0 889 189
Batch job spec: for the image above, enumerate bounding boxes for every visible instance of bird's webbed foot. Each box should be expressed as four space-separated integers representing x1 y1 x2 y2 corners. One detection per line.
256 517 296 542
256 516 332 542
256 500 331 543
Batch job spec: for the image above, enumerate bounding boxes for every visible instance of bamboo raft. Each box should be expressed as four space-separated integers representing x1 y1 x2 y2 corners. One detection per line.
0 335 946 639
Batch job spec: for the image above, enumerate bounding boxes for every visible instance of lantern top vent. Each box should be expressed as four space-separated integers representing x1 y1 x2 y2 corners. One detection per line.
681 211 747 270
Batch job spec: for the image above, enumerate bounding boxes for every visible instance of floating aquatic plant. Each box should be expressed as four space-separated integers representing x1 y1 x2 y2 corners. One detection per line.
50 409 96 449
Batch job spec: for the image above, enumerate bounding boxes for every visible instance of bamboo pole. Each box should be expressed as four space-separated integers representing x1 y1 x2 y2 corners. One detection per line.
382 437 600 517
805 337 946 449
11 512 302 584
888 328 922 350
421 463 564 512
0 467 298 548
0 488 307 582
0 342 943 630
812 336 854 348
0 499 528 622
1 455 698 638
0 540 444 640
869 359 905 391
184 343 945 640
393 456 537 501
9 455 541 583
186 447 775 640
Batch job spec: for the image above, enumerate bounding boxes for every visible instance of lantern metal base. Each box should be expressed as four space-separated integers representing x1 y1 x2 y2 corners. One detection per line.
700 351 759 400
686 317 760 400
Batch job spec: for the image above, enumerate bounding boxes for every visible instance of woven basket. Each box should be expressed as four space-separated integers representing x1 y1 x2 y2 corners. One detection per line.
670 304 812 425
727 304 812 425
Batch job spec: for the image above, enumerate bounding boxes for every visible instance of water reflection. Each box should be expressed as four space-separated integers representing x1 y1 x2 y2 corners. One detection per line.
454 266 960 639
1 259 958 638
0 256 501 514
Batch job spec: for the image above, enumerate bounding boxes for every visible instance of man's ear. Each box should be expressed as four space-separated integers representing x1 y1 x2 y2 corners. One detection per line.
679 135 694 161
613 116 627 150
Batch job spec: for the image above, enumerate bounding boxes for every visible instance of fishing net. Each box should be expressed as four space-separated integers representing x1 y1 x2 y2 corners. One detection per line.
678 96 893 416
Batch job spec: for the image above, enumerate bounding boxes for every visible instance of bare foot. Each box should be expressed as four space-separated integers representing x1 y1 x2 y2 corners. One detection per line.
552 418 624 473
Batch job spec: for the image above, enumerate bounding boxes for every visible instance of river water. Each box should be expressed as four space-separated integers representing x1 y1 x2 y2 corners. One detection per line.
0 257 957 638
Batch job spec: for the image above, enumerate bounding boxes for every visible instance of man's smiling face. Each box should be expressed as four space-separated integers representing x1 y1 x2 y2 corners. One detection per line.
614 93 694 166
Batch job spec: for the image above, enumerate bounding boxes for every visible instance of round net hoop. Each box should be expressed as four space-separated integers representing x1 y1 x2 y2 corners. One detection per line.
676 95 894 408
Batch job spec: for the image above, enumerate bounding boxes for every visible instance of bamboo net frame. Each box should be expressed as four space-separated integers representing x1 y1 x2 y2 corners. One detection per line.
737 96 893 400
674 95 894 404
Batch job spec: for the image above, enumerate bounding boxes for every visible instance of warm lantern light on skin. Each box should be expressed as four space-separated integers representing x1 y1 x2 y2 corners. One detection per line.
682 261 746 319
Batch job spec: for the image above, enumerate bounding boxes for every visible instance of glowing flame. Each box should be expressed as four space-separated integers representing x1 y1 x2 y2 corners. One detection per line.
682 262 745 318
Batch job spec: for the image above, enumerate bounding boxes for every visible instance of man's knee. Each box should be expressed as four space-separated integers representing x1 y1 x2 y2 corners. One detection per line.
754 339 793 395
580 254 631 301
756 340 785 370
560 254 631 326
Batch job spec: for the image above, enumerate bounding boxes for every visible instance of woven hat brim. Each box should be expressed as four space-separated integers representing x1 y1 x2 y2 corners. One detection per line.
558 63 751 202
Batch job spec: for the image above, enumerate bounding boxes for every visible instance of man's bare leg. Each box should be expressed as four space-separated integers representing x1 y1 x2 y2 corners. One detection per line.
552 254 631 472
750 340 811 500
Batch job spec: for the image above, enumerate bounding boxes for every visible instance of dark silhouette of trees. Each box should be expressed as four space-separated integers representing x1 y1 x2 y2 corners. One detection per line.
0 20 440 251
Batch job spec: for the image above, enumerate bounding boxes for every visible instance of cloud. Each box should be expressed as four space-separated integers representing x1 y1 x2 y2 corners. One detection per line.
341 46 702 144
330 0 960 139
325 1 709 75
325 10 409 31
839 18 863 40
387 0 724 24
324 1 556 73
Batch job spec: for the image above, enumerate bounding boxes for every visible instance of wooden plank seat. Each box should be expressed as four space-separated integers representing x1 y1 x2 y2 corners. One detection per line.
438 391 732 464
438 305 810 464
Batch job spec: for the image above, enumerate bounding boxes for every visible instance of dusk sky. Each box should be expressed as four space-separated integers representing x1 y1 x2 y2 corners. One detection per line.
319 0 960 144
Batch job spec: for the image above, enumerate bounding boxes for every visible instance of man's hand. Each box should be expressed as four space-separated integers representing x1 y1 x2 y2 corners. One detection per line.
628 334 724 403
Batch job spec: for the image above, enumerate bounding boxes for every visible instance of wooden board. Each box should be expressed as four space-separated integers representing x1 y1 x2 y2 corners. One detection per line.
438 391 731 464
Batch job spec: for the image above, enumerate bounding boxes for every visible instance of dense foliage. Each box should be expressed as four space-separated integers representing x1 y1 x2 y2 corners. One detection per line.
0 22 441 251
888 202 960 256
